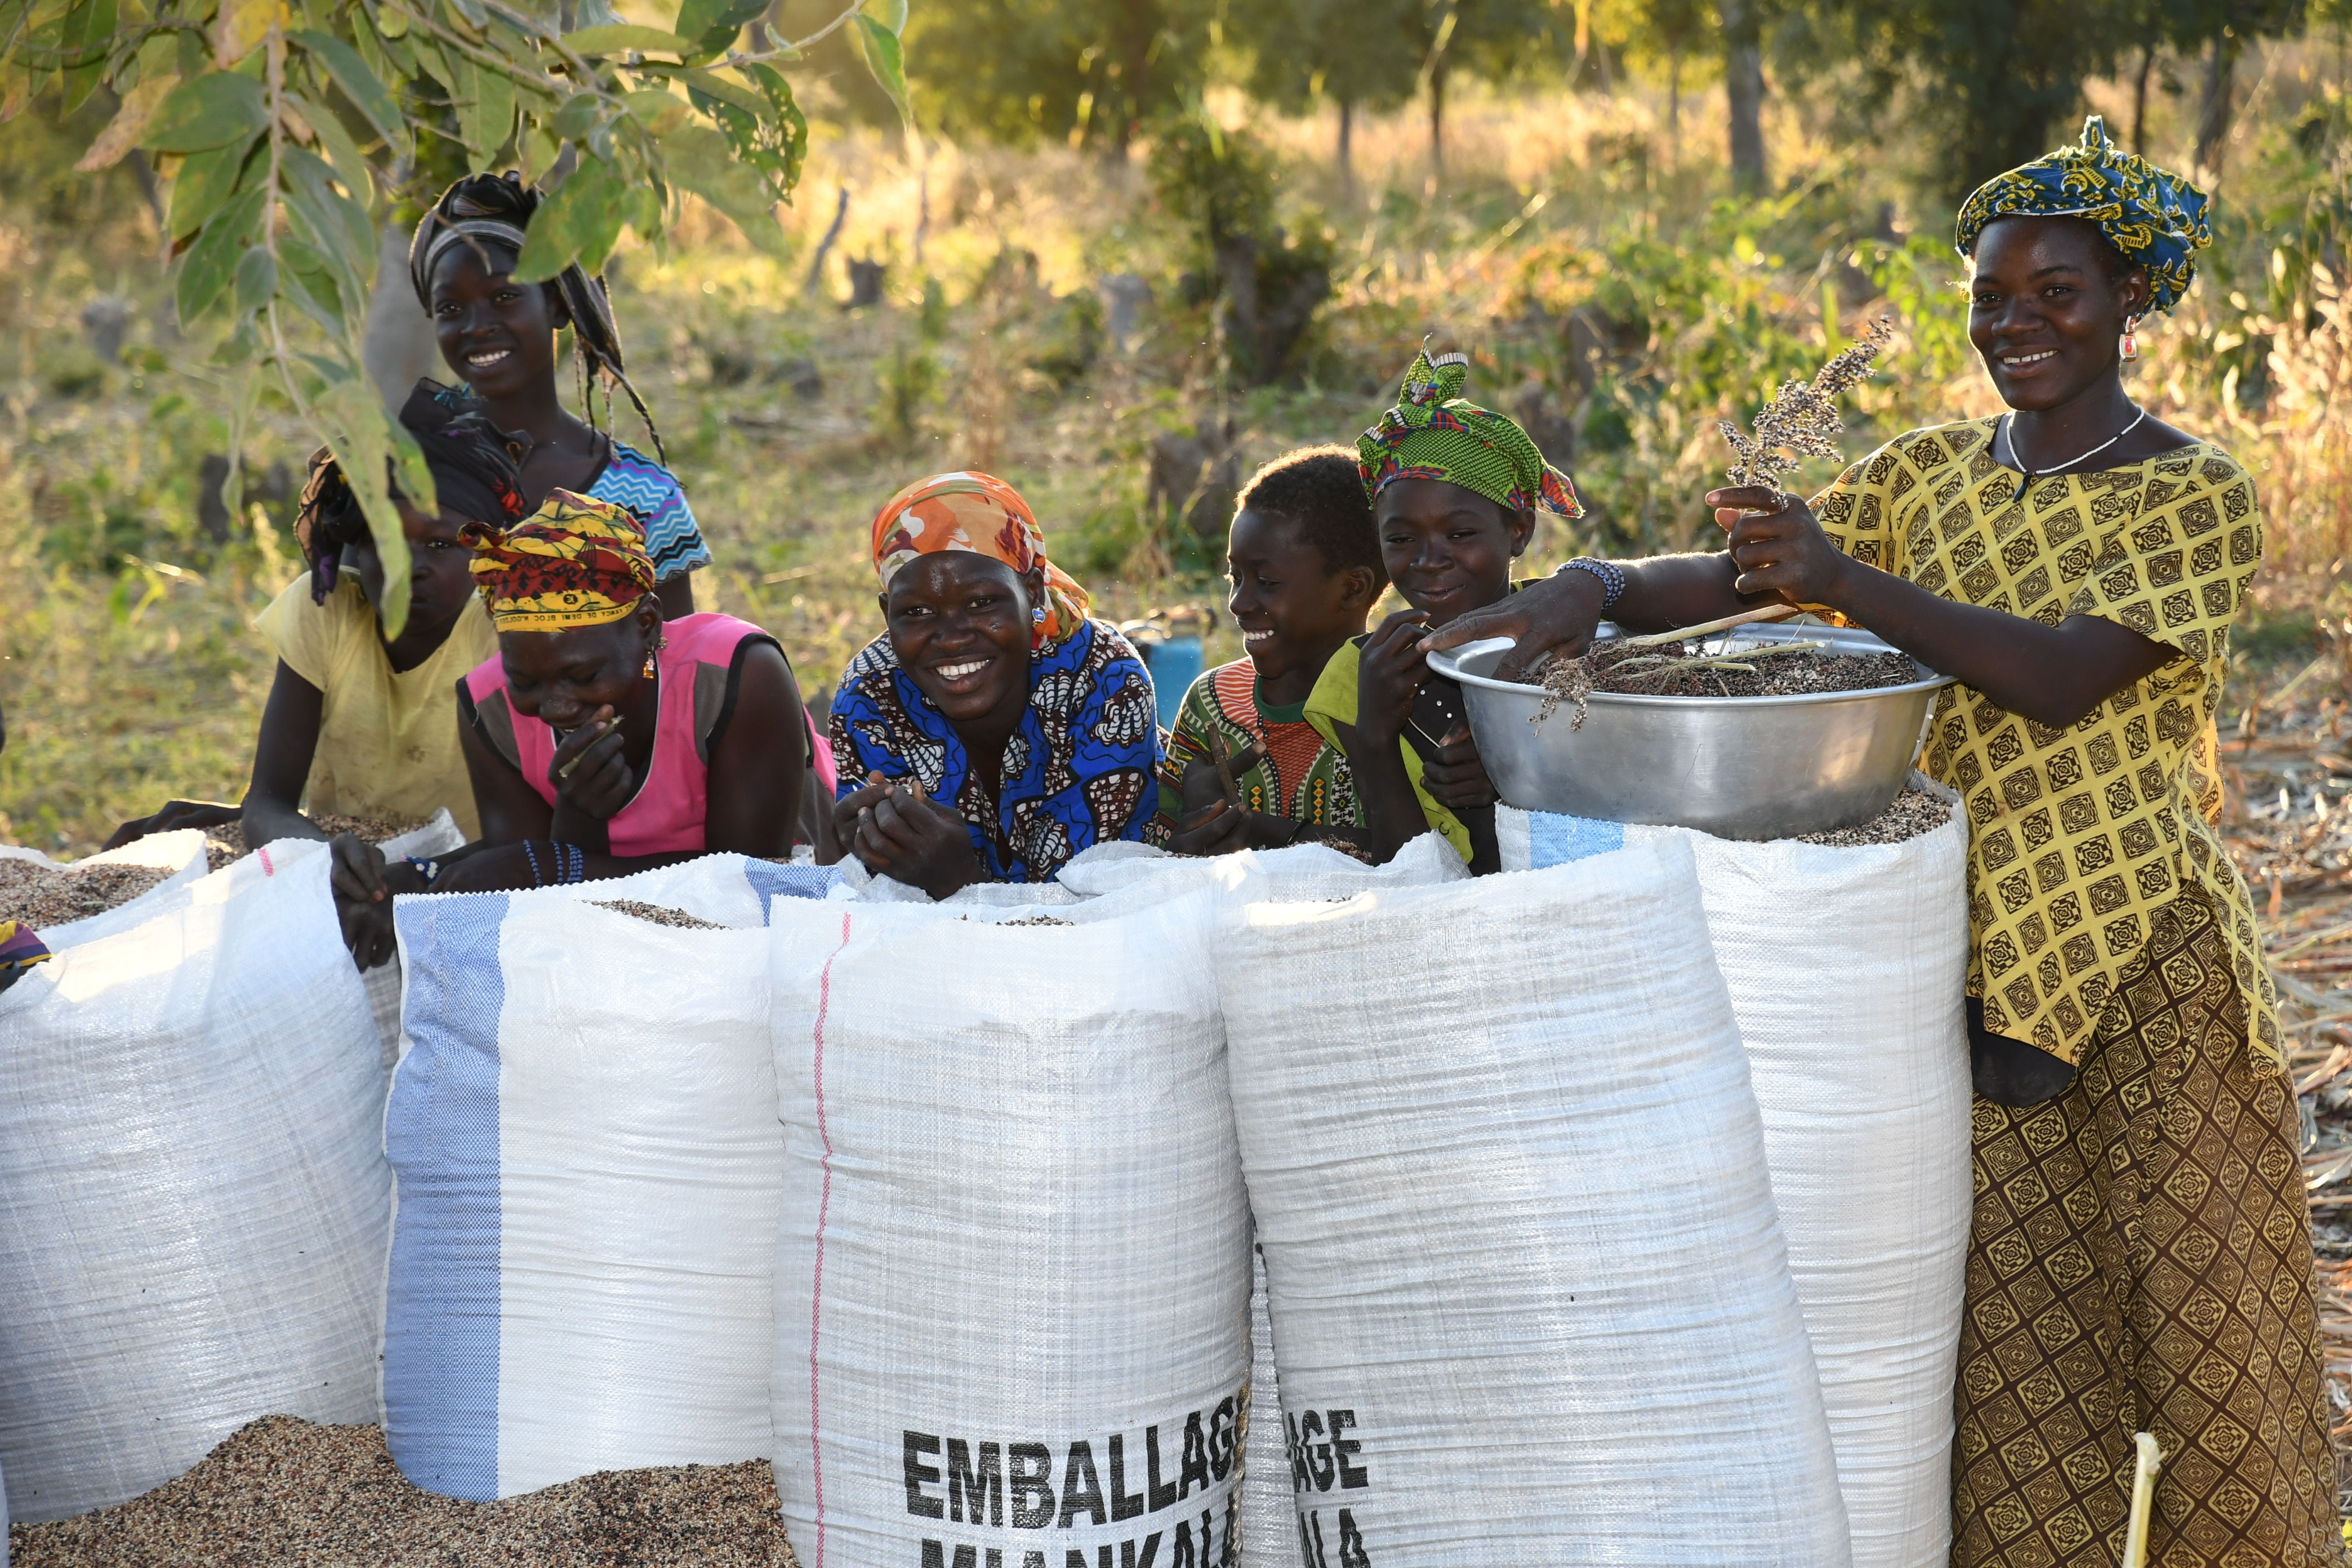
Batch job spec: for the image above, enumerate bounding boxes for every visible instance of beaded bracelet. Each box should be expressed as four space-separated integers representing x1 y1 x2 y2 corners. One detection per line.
523 840 544 888
1559 556 1626 612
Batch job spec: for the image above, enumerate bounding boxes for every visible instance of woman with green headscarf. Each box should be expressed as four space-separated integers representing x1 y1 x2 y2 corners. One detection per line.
1426 120 2340 1566
1303 344 1583 872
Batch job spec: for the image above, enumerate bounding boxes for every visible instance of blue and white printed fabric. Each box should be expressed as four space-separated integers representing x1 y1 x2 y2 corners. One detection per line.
590 441 710 583
1497 786 1974 1568
382 854 832 1501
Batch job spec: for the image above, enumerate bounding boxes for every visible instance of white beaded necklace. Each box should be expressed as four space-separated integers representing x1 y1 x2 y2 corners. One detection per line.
1999 404 2149 488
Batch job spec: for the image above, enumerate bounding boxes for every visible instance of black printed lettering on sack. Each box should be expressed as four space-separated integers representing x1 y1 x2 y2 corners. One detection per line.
904 1389 1247 1566
1295 1508 1371 1568
1285 1410 1370 1495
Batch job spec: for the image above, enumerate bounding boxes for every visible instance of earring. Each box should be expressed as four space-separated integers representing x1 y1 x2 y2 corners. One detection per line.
2119 317 2141 363
643 651 656 679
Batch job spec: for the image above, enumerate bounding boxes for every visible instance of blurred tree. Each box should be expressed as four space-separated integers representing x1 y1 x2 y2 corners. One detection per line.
1230 0 1420 195
903 0 1214 150
2146 0 2309 175
1721 0 1767 189
1619 0 1714 139
1418 0 1562 182
1149 115 1331 382
1813 0 2142 201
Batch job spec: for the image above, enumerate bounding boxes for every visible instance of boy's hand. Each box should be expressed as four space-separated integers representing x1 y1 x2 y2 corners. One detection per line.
1418 723 1497 811
1707 487 1852 607
1355 611 1431 746
549 707 632 821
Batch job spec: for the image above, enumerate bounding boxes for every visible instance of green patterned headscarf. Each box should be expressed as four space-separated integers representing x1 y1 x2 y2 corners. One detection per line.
1954 115 2212 314
1357 345 1582 518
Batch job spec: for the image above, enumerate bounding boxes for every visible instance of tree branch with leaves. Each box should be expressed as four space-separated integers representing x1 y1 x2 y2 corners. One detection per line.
2 0 910 632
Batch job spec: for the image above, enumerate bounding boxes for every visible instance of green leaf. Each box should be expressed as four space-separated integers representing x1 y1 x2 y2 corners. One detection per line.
289 29 409 156
143 70 268 152
167 129 262 240
674 0 764 57
550 91 608 142
61 0 116 114
470 57 513 160
283 144 375 265
175 186 266 322
560 23 696 55
278 237 347 333
861 0 907 35
675 64 763 118
75 69 175 171
850 14 908 128
511 155 621 282
661 122 783 253
232 243 275 314
286 91 373 206
316 380 418 635
622 87 689 136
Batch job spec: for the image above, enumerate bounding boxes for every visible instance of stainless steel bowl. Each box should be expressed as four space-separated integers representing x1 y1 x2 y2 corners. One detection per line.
1426 622 1955 840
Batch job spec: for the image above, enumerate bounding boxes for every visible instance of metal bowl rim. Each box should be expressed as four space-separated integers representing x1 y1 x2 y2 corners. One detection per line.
1427 630 1959 711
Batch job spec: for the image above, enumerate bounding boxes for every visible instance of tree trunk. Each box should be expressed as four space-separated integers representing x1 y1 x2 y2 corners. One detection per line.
2195 33 2238 177
1667 42 1682 139
363 222 443 413
2131 44 2155 154
1722 1 1767 193
1428 63 1446 187
1337 97 1355 202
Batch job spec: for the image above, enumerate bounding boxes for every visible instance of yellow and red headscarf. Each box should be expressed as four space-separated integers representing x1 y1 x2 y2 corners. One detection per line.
464 489 656 632
871 473 1092 651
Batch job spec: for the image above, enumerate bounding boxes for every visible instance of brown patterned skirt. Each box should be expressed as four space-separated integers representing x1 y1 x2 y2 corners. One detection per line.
1953 890 2343 1568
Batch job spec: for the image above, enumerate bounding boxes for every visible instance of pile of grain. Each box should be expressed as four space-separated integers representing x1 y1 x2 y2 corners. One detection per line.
0 859 173 927
592 899 724 930
1552 638 1921 700
8 1415 797 1568
1792 786 1954 847
204 816 423 873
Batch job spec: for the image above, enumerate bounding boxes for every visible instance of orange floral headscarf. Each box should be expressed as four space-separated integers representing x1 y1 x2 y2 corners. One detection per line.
871 472 1092 651
464 489 655 632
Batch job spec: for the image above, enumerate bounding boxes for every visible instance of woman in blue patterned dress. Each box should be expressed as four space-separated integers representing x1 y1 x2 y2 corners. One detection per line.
830 473 1162 896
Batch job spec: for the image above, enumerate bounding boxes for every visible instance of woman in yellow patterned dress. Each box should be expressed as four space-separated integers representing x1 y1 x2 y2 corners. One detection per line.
1426 117 2340 1567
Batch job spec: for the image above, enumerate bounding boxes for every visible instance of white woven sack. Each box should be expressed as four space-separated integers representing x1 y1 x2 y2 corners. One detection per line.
769 889 1253 1568
1496 789 1972 1568
0 839 391 1523
382 854 826 1501
1219 838 1851 1568
1241 1246 1291 1568
2 827 209 950
358 812 472 1071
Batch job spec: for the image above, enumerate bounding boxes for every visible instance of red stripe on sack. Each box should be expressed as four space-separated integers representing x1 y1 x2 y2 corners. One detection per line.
809 910 852 1568
258 845 275 877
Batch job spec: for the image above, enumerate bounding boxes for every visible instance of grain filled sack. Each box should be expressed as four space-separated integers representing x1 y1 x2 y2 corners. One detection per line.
1220 838 1851 1568
2 827 210 949
1496 787 1971 1568
382 854 828 1501
0 839 390 1523
769 890 1253 1568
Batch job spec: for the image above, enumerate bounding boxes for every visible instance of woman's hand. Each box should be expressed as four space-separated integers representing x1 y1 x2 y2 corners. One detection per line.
1355 611 1432 746
1707 487 1855 607
1170 741 1266 857
841 773 982 899
1417 724 1496 812
1417 569 1609 681
547 707 634 821
103 799 242 850
326 832 425 972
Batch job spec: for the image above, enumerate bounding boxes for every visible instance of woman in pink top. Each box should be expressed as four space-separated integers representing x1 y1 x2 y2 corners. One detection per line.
431 491 824 892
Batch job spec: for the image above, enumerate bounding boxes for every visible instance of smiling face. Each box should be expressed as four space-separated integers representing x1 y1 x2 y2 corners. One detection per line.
1373 478 1534 629
1227 508 1378 684
881 553 1040 731
497 605 659 733
348 497 480 636
428 239 566 401
1968 216 2151 413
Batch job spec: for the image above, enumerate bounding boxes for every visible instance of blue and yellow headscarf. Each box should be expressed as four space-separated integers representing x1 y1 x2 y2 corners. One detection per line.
1954 115 2212 314
1358 345 1582 519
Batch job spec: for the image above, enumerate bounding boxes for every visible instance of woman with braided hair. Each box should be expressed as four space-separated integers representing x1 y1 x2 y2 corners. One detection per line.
408 171 710 618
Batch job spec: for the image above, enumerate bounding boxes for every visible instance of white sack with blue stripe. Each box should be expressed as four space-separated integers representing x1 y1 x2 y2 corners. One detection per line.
768 889 1253 1568
1220 837 1852 1568
383 854 833 1501
1498 787 1972 1568
0 839 390 1523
